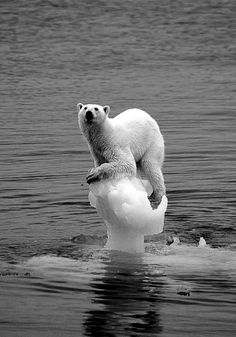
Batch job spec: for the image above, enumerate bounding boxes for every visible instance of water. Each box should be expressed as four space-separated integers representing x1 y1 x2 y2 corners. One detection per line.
0 0 235 336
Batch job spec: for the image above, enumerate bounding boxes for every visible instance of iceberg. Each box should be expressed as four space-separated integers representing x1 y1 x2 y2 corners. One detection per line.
89 177 168 253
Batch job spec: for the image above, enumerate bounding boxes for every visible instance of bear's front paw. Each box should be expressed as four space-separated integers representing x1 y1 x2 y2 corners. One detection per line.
86 168 101 184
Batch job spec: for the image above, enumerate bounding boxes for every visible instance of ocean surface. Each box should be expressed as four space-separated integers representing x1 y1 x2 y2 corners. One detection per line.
0 0 235 336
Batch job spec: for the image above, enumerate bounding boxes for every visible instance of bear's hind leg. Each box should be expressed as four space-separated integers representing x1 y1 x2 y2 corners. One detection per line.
140 159 166 205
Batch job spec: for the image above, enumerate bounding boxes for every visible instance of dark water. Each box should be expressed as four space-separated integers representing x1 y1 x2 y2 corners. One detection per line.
0 0 236 336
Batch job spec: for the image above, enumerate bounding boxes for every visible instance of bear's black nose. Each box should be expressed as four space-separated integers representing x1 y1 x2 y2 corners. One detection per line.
85 110 94 122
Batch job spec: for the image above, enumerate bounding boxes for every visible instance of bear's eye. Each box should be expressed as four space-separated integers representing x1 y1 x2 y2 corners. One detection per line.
94 107 98 112
84 107 87 111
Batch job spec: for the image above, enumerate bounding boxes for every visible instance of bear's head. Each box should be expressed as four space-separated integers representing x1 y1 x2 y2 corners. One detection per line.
77 103 110 128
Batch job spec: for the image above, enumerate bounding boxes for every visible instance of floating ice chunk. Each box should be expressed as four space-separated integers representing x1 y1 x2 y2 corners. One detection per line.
89 177 168 253
177 286 191 296
198 237 207 248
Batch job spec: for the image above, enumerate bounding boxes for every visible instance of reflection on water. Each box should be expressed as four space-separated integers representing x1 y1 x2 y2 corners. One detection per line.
84 253 163 336
1 245 236 336
0 0 236 335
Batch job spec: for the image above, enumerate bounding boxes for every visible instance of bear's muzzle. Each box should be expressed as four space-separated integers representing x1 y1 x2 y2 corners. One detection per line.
85 110 94 122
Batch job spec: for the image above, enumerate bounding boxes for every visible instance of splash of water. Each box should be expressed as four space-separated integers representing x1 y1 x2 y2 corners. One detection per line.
89 177 168 253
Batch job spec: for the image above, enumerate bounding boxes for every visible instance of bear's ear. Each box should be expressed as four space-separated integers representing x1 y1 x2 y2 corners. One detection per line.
77 103 84 112
103 105 110 115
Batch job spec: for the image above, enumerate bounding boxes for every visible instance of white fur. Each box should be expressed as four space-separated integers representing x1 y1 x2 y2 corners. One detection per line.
77 103 165 203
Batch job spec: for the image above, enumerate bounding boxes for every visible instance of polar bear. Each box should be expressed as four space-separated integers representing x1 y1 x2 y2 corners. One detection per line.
77 103 166 204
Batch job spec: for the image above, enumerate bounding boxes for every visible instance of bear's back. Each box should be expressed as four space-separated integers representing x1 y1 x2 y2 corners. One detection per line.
110 109 163 157
112 108 153 124
112 108 161 136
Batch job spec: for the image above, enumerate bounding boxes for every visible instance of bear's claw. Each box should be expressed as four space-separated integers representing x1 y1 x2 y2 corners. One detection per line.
86 174 99 184
86 168 101 184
